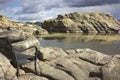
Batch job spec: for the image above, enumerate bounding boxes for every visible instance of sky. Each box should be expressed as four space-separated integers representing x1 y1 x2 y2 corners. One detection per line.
0 0 120 22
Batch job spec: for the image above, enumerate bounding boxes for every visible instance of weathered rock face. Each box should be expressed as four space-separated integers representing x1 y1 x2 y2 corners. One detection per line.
102 57 120 80
38 47 68 60
42 12 120 34
12 36 41 50
0 53 18 80
74 48 112 65
0 15 48 35
0 30 27 42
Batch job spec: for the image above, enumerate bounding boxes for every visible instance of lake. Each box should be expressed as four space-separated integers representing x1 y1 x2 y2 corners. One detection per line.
38 33 120 55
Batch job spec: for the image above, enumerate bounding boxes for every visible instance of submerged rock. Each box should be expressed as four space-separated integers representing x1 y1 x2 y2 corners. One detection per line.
42 12 120 34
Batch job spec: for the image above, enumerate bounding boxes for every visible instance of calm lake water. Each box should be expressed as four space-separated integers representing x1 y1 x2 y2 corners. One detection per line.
38 34 120 55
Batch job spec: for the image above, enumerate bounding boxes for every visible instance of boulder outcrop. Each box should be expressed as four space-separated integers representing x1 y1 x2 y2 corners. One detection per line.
42 12 120 34
0 30 120 80
20 47 117 80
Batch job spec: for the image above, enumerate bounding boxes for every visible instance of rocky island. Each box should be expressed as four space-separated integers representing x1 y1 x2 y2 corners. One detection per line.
42 12 120 34
0 12 120 80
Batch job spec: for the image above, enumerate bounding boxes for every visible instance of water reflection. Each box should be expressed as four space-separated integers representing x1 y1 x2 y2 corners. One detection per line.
39 34 120 54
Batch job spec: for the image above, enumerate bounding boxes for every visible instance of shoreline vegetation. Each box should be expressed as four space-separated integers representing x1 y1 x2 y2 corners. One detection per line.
36 33 120 43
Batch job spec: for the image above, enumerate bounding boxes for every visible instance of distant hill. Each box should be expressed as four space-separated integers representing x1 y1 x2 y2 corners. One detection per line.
42 12 120 34
0 15 48 35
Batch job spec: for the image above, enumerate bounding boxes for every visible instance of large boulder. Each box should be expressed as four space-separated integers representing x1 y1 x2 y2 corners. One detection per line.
11 36 41 62
0 35 40 61
74 48 112 65
42 12 120 34
0 30 27 60
0 53 18 80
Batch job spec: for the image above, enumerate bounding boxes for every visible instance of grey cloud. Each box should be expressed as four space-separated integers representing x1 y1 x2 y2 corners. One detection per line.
15 0 120 15
16 0 65 14
64 0 120 7
0 0 11 4
0 0 9 10
0 0 16 10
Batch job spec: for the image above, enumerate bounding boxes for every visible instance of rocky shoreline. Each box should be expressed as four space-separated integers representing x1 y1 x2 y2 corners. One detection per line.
0 30 120 80
0 12 120 35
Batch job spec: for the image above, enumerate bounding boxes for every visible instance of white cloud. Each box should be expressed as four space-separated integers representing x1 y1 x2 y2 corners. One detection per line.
11 3 120 22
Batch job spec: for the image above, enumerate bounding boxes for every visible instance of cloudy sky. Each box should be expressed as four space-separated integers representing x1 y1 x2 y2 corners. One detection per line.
0 0 120 22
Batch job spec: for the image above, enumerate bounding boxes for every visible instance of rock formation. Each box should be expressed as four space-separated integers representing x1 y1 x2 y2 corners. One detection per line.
0 30 120 80
42 12 120 34
0 15 48 35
